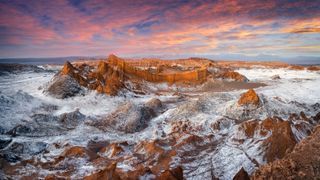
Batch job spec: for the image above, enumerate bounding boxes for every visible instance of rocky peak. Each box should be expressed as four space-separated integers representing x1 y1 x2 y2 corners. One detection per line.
108 54 121 65
238 89 260 106
61 61 75 75
108 54 118 60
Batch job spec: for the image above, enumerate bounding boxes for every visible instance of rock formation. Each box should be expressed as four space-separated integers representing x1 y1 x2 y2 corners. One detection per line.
84 163 121 180
45 55 253 97
251 126 320 179
238 89 260 106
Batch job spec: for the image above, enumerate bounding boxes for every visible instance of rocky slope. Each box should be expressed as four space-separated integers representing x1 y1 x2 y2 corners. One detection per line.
252 125 320 179
1 58 320 179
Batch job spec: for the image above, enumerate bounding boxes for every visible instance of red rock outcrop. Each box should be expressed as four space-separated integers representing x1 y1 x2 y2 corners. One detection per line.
251 126 320 179
261 117 297 162
238 116 298 162
238 89 260 106
84 163 121 180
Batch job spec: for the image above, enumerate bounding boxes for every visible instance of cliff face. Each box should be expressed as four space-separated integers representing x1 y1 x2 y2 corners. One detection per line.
108 54 209 84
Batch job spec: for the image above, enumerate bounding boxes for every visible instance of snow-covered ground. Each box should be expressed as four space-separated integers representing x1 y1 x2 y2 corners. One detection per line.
0 67 319 179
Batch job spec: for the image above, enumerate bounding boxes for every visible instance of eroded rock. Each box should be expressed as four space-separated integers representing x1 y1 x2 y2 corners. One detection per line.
251 126 320 179
238 89 260 106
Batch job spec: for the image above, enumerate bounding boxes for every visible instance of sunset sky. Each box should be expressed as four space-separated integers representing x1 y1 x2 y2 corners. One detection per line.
0 0 319 62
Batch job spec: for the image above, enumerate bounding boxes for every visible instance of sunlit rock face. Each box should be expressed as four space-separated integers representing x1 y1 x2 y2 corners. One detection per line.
238 89 260 106
1 57 320 180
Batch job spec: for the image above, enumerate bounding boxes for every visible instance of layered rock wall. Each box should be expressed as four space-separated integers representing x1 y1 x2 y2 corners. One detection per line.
108 55 209 84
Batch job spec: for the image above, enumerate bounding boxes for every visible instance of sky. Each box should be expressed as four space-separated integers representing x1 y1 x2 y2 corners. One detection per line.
0 0 319 62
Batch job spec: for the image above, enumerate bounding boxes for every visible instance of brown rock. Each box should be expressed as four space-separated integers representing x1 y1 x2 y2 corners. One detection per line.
307 66 320 71
84 163 121 180
233 167 250 180
100 143 124 158
241 120 259 138
261 117 297 162
252 125 320 179
238 89 260 106
289 65 305 70
156 166 183 180
45 174 66 180
61 61 75 76
62 146 87 158
238 117 297 162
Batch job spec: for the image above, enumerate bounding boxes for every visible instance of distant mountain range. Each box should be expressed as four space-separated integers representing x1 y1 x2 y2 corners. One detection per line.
0 54 319 65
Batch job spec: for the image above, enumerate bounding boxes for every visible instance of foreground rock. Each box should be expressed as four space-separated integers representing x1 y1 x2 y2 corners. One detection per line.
252 126 320 179
236 117 297 162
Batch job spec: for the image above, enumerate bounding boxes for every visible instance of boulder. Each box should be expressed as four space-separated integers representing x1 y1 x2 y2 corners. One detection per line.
238 89 260 106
